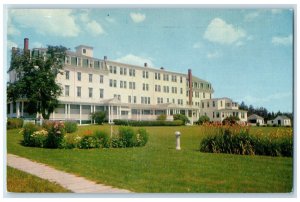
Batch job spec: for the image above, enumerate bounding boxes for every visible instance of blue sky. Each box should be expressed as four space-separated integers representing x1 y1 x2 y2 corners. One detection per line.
6 8 294 113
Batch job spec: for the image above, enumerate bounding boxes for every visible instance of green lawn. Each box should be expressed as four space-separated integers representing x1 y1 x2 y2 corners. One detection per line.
7 125 293 193
7 166 70 193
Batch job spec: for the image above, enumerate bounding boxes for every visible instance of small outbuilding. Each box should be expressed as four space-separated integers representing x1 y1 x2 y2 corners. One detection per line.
247 114 264 126
267 115 291 126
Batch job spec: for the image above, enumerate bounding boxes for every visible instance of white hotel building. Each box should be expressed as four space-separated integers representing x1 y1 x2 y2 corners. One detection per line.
7 38 247 124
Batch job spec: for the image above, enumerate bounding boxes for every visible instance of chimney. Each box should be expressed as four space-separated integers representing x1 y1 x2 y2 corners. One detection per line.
24 38 29 51
144 63 147 67
160 67 164 70
188 69 193 105
104 56 107 61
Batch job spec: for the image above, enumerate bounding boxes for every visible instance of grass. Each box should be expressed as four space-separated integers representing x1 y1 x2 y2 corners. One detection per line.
7 125 293 193
6 166 70 193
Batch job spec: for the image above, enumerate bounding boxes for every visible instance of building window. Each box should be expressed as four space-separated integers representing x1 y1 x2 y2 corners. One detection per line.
163 74 169 81
113 66 117 74
65 71 70 80
129 69 136 77
155 72 161 80
100 75 103 83
180 76 183 83
220 101 223 107
180 88 183 94
113 80 117 87
77 72 81 81
89 88 93 98
120 67 124 75
216 112 220 118
143 71 149 78
82 48 86 54
213 101 215 107
109 79 113 87
100 89 104 98
203 92 205 98
124 68 127 75
128 96 131 103
207 102 209 108
71 57 77 65
83 59 88 67
65 85 69 96
120 81 123 88
133 96 137 103
172 75 177 82
89 74 93 82
109 66 113 73
77 87 81 97
202 102 204 108
241 112 245 119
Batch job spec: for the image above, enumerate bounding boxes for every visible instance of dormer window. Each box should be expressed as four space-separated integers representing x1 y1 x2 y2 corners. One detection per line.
82 48 86 54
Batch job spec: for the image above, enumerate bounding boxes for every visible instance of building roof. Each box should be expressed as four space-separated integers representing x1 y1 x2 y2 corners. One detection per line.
75 45 94 50
248 114 264 120
275 115 290 120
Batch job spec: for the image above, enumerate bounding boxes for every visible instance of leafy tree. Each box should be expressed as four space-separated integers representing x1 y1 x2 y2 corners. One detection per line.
197 115 210 125
222 116 240 125
173 114 189 124
156 114 167 121
91 111 106 124
7 46 67 119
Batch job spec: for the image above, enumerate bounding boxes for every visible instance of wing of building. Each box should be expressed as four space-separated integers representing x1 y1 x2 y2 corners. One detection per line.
7 38 248 124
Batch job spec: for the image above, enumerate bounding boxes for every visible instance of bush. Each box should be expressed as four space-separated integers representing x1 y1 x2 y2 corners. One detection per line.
79 135 100 149
113 119 183 126
200 125 293 157
94 130 110 148
118 126 135 147
22 123 42 146
61 134 82 149
173 114 189 124
135 128 149 146
91 111 106 125
7 118 24 129
64 121 78 133
197 115 210 125
222 116 240 125
156 114 167 121
31 129 48 148
43 121 65 148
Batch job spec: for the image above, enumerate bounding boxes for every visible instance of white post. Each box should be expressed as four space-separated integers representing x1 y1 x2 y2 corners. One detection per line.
108 105 111 123
79 104 82 125
175 131 181 150
65 104 68 120
16 102 20 118
68 104 71 119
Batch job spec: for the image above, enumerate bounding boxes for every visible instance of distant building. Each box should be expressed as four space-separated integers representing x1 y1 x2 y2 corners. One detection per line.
267 116 291 126
7 38 247 124
247 114 264 126
199 97 248 123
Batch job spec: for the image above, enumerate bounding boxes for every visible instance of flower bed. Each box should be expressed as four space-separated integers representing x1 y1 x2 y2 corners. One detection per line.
199 123 293 157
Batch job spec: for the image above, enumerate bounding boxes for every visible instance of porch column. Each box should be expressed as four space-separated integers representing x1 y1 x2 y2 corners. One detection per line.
16 102 20 118
21 101 24 117
108 105 111 123
10 102 13 117
79 104 82 125
93 105 96 124
68 104 71 119
90 105 93 124
65 104 68 120
52 110 55 120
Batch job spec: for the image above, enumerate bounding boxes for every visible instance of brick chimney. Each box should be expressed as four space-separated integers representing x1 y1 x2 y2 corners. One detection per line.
24 38 29 51
188 69 193 105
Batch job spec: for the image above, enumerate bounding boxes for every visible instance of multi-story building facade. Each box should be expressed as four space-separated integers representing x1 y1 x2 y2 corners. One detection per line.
7 38 247 124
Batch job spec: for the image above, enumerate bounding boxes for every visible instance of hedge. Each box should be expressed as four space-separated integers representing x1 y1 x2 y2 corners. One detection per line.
113 119 184 126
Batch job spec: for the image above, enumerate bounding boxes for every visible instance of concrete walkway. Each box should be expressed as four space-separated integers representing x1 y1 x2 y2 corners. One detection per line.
7 154 132 193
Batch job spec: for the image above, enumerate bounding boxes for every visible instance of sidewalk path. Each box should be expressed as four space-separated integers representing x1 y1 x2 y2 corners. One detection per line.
7 154 132 193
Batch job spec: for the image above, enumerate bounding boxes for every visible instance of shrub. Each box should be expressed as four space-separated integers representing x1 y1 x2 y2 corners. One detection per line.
156 114 167 121
43 121 65 148
7 118 24 129
22 123 42 146
79 135 100 149
222 116 240 125
197 115 210 125
200 125 293 157
91 111 106 125
64 121 78 133
135 128 149 146
118 126 135 147
94 130 110 148
61 134 82 149
111 137 125 148
31 129 48 148
173 114 189 124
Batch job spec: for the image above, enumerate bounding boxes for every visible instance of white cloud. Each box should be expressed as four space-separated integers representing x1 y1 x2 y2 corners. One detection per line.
7 24 21 36
244 11 260 21
86 20 105 36
206 51 222 59
130 12 146 23
115 54 154 67
271 35 292 46
204 18 246 45
192 42 203 49
7 40 18 50
10 9 80 37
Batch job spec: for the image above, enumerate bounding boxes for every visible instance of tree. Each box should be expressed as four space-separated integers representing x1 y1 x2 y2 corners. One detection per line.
222 116 240 125
239 101 248 111
173 114 190 124
7 45 67 119
91 111 106 124
197 115 210 125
